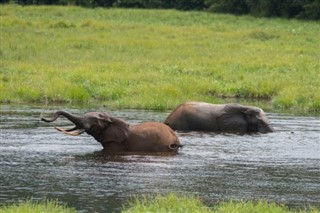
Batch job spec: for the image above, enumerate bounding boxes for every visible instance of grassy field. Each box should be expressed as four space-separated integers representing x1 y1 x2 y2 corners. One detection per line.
1 5 319 113
1 194 319 213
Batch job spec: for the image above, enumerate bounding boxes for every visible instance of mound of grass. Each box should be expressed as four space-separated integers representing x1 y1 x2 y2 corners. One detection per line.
215 201 319 213
122 193 212 213
1 5 319 113
1 195 318 213
0 200 76 213
122 193 319 213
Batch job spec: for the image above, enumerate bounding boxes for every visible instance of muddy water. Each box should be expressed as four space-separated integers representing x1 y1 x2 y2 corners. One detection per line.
0 105 319 212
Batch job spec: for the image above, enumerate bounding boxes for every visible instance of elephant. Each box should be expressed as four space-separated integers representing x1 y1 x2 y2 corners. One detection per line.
42 111 182 153
164 102 273 134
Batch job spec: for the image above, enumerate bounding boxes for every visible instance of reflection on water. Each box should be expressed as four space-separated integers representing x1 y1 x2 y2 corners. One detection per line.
1 105 319 212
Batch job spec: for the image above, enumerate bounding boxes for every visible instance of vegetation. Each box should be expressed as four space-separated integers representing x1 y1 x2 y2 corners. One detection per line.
206 0 320 19
0 5 319 113
0 199 76 213
1 195 319 213
122 193 212 213
123 194 320 213
2 0 319 20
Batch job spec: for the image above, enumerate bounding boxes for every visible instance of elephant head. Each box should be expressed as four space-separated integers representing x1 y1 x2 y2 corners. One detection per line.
41 111 130 146
218 104 274 134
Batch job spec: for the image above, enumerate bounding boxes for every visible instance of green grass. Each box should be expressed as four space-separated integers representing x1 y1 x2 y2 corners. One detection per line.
1 195 318 213
214 201 319 213
0 199 76 213
123 193 318 213
122 193 212 213
1 5 319 113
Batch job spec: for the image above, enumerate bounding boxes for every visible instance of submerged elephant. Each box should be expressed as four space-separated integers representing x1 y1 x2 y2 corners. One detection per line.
42 111 182 153
164 102 273 134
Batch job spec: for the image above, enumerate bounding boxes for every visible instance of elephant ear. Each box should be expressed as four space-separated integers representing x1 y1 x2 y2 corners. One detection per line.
101 117 130 143
96 113 112 129
216 104 247 132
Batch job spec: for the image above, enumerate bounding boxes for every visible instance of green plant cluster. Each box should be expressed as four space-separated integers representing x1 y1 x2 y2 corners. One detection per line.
0 5 319 113
123 193 319 213
206 0 320 20
1 195 319 213
0 200 76 213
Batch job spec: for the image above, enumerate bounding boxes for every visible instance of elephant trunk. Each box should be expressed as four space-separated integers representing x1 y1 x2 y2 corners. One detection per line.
42 111 82 125
257 121 274 133
261 124 274 133
41 111 85 136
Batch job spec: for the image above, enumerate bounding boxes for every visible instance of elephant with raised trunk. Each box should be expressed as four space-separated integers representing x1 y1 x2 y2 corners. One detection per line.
164 102 273 134
42 111 182 153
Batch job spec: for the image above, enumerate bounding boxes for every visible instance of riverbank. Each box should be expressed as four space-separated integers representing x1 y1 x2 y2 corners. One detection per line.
1 5 319 114
1 194 319 213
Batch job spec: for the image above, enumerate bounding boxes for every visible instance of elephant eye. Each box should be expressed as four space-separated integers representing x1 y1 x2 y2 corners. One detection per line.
98 113 105 118
245 113 253 118
89 125 100 134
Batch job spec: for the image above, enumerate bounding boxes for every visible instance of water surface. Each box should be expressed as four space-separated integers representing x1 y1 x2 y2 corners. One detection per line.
1 105 319 212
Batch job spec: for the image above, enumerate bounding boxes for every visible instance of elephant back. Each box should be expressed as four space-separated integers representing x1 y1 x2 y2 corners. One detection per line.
128 122 180 152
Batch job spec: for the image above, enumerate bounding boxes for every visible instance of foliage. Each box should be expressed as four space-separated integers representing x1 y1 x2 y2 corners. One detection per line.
3 0 320 20
245 0 320 19
0 199 76 213
122 193 319 213
214 200 319 213
1 194 319 213
0 5 319 113
205 0 320 19
205 0 249 15
122 193 212 213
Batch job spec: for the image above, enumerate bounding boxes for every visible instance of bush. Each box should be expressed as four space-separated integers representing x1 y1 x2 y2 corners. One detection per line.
205 0 249 14
113 0 206 10
246 0 320 19
205 0 320 20
172 0 206 10
15 0 69 5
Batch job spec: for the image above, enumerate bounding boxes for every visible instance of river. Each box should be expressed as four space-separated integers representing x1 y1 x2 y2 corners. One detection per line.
0 105 319 212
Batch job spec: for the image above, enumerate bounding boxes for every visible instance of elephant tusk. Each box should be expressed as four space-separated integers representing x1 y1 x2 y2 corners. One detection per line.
54 126 85 136
62 126 79 132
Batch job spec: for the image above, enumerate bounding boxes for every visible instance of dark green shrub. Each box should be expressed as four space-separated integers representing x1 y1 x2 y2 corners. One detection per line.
205 0 249 14
113 0 144 8
246 0 320 19
92 0 116 7
16 0 69 5
298 0 320 19
113 0 205 10
173 0 206 10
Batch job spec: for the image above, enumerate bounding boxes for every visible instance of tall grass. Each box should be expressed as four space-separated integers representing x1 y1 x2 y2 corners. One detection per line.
1 5 319 113
1 195 318 213
122 193 212 213
122 193 319 213
0 199 76 213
